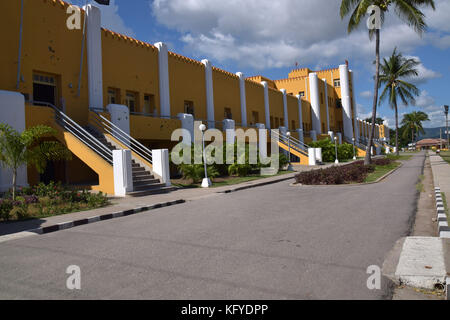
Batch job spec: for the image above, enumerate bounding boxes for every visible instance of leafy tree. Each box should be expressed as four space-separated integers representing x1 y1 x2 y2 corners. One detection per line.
379 48 420 155
340 0 435 163
401 111 430 142
0 124 71 200
364 117 384 125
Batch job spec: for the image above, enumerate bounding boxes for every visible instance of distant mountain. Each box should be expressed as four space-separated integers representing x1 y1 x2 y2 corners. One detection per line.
420 127 449 139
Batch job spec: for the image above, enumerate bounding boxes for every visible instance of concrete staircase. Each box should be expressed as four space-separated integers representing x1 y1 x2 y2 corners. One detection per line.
85 126 174 197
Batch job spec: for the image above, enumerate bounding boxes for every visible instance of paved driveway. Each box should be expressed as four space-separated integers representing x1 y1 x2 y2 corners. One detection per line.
0 152 425 299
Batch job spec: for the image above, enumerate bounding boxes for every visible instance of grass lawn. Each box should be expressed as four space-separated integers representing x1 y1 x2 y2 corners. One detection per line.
172 170 292 188
440 151 450 164
364 161 401 183
386 154 413 161
441 193 450 224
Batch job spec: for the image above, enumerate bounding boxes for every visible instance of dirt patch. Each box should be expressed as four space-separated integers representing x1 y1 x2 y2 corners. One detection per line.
412 155 438 237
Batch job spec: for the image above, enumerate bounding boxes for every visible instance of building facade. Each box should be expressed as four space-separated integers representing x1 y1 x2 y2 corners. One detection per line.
0 0 388 193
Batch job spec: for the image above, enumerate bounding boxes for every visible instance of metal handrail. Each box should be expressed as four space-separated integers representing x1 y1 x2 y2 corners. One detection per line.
28 101 113 164
90 111 153 165
270 130 309 156
270 129 310 150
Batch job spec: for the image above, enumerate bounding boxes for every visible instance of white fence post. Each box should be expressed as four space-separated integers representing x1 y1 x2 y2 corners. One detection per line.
152 149 171 186
113 149 133 197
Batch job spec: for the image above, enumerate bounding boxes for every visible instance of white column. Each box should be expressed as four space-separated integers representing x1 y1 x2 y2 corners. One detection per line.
223 119 235 144
308 148 316 166
309 73 321 134
236 72 247 127
310 130 317 141
322 78 330 132
154 42 171 118
152 149 171 186
256 123 267 160
280 89 289 128
261 81 270 130
85 5 103 110
337 132 342 144
0 91 27 191
350 70 359 142
201 59 215 128
113 149 133 197
339 64 354 141
296 95 304 143
177 113 194 145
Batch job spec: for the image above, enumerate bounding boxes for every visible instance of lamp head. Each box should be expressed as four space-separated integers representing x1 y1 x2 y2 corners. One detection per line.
199 124 206 132
352 137 355 141
286 131 291 137
445 105 449 115
334 136 337 141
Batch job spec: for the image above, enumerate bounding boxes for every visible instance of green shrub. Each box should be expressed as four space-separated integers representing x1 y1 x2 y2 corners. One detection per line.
178 163 219 183
0 199 13 221
309 138 354 162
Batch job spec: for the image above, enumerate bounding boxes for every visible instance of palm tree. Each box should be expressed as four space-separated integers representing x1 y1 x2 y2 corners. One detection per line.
340 0 435 164
401 111 429 143
0 124 71 200
379 48 420 155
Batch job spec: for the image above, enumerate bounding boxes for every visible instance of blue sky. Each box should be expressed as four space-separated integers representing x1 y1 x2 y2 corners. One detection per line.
70 0 450 128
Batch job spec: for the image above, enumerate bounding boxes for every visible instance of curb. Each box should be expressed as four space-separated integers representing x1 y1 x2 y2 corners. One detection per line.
218 173 296 194
434 187 450 238
26 199 186 236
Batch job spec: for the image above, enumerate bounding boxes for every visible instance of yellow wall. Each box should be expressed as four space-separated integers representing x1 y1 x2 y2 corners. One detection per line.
168 52 207 119
0 0 89 124
244 80 265 126
212 68 241 123
102 29 160 115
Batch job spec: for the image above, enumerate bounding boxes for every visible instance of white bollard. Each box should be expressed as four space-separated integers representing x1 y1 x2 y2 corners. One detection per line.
113 149 133 196
152 149 171 187
308 148 317 166
315 148 322 163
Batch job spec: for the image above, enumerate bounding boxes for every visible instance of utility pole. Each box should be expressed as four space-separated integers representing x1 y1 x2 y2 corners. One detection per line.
445 105 449 150
440 128 442 150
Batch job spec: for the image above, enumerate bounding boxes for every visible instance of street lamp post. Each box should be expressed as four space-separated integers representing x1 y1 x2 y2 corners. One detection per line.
334 136 339 164
352 137 356 160
286 131 293 171
445 105 449 150
199 124 211 188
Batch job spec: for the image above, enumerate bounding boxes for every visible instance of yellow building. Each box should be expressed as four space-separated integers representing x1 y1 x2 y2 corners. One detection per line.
0 0 388 195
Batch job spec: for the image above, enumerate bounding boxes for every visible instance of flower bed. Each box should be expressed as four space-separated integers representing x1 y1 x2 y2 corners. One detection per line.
0 181 109 222
294 158 395 185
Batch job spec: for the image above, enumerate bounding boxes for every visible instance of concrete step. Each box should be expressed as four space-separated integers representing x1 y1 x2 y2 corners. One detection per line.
133 178 160 186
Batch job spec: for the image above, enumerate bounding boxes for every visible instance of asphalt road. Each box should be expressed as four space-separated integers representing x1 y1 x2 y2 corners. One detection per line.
0 152 425 299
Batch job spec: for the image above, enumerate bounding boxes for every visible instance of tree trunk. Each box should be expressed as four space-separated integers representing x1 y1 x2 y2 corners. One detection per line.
395 105 399 156
12 168 17 201
364 29 380 165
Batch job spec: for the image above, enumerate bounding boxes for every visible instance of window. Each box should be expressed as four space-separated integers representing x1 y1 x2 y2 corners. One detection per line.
322 123 325 133
320 93 324 104
280 118 284 127
33 72 58 107
143 94 155 114
291 120 296 130
125 91 138 112
184 100 194 116
224 107 232 119
275 117 279 128
336 98 342 109
270 116 274 129
251 111 259 125
299 91 305 97
107 88 119 105
334 79 341 87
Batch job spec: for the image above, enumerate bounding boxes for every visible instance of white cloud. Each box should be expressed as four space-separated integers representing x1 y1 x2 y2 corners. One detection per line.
360 91 372 99
414 90 435 108
70 0 135 37
404 56 442 84
151 0 448 70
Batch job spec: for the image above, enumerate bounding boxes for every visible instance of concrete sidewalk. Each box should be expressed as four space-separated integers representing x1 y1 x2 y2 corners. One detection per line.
0 171 298 237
